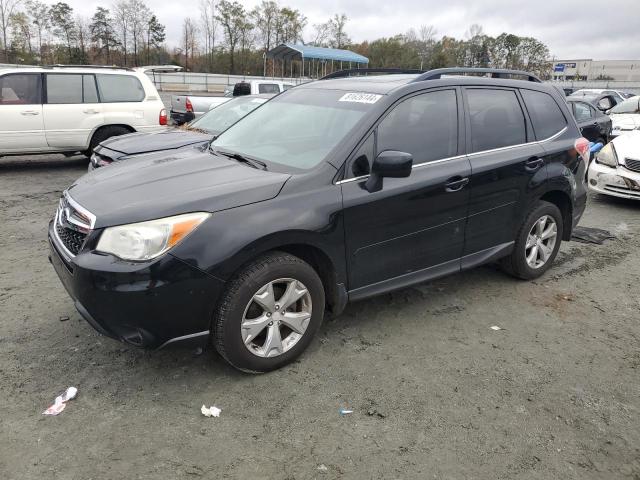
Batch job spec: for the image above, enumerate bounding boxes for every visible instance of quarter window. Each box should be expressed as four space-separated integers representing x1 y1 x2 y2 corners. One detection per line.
376 89 458 164
96 74 145 102
467 89 527 152
572 102 593 122
0 74 41 105
521 89 567 140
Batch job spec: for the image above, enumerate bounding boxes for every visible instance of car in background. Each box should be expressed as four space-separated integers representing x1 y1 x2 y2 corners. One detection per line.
91 94 273 170
588 130 640 200
567 92 621 114
608 95 640 138
566 98 612 144
0 66 167 158
49 67 589 373
572 88 627 104
170 80 294 125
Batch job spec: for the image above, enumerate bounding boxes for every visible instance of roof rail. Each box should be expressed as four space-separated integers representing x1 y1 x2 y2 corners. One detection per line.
413 68 542 83
42 64 134 71
320 68 424 80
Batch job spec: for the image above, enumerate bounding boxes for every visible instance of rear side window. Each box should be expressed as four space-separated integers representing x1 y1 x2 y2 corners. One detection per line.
521 89 567 140
377 89 458 164
0 74 41 105
47 74 100 104
467 89 526 152
572 102 593 122
83 75 99 103
258 83 280 94
96 74 145 102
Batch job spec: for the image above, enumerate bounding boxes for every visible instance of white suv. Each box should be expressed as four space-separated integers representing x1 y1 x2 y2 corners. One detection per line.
0 66 168 157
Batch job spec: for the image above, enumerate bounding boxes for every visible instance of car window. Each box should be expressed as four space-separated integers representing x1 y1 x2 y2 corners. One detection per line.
467 88 527 152
213 88 374 171
521 89 567 140
83 75 99 103
190 96 268 134
0 74 41 105
377 89 458 164
258 83 280 94
610 96 640 114
96 74 145 102
47 74 83 104
282 84 294 91
572 102 593 122
597 96 613 110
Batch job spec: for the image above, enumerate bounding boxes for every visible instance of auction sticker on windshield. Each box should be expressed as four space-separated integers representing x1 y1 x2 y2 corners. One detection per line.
339 92 382 104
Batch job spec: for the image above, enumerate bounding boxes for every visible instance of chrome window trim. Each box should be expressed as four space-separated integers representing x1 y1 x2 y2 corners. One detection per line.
336 126 569 185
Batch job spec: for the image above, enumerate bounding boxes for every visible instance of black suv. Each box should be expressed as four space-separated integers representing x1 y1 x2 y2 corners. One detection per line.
49 68 588 373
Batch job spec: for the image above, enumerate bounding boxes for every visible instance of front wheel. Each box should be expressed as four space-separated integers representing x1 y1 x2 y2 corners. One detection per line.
501 201 563 280
213 252 325 373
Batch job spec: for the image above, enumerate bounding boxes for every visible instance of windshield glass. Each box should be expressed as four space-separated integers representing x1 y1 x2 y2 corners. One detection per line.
212 88 376 170
610 96 640 114
190 96 268 134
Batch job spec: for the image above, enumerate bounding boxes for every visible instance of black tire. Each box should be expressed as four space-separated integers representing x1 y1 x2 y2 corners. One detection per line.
85 126 131 157
501 200 564 280
213 252 325 373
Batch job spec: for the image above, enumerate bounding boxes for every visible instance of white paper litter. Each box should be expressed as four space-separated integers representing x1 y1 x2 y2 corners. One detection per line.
490 326 502 331
339 409 353 415
201 405 222 417
42 386 78 416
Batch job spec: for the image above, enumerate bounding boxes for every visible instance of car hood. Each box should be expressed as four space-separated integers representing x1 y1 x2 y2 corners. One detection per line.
100 130 211 156
68 149 291 228
611 130 640 155
611 114 640 129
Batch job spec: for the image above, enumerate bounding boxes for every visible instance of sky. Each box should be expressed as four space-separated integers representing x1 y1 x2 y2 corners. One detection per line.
62 0 640 60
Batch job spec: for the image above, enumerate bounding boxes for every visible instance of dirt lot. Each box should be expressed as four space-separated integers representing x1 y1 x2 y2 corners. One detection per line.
1 154 639 480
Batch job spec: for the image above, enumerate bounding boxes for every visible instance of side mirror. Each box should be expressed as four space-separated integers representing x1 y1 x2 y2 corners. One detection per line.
364 150 413 193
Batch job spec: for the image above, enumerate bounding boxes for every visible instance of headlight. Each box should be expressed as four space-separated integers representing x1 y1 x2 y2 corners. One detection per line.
96 212 211 261
595 143 618 167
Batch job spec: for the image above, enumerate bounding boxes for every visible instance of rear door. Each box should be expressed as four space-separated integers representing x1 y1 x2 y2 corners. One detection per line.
0 73 46 153
462 87 547 257
341 88 471 293
571 101 599 141
43 73 104 149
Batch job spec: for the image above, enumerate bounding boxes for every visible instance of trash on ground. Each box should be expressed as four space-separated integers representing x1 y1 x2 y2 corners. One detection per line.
367 408 386 418
317 464 328 473
490 326 502 331
201 405 221 417
571 226 616 245
59 316 69 322
339 408 353 415
42 386 77 416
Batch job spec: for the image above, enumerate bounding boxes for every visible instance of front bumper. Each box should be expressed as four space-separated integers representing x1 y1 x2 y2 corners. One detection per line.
587 161 640 200
48 221 225 349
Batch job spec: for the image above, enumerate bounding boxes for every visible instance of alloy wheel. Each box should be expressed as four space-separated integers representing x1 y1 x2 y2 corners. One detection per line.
241 278 312 358
525 215 558 269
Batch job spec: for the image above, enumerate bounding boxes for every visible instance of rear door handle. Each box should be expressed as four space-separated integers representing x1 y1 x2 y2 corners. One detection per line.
83 109 99 114
445 176 469 192
525 157 544 171
20 110 40 116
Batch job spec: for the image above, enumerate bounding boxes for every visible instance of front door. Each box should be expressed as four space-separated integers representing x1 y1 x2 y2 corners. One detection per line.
341 88 471 295
0 73 46 153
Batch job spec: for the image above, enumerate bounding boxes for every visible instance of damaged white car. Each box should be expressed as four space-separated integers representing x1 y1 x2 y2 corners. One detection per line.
588 130 640 199
609 96 640 138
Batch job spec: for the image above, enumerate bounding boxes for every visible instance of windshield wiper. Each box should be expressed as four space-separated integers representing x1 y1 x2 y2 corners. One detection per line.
213 148 268 170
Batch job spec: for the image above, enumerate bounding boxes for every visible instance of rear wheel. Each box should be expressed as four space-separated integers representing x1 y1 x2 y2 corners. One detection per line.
213 252 325 373
501 201 563 280
85 126 131 157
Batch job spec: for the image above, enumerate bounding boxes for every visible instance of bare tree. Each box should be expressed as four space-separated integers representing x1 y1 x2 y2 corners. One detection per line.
75 15 89 63
113 0 130 65
182 17 198 71
26 0 49 62
251 0 278 52
0 0 21 62
200 0 216 71
127 0 150 66
417 24 436 69
215 0 244 74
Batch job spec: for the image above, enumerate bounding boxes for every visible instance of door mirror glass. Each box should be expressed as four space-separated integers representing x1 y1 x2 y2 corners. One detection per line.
365 150 412 192
597 97 612 111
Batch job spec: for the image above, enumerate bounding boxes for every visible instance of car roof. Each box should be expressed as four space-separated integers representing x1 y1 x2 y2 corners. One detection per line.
0 66 137 75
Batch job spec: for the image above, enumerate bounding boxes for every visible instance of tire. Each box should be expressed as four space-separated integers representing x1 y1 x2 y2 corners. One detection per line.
213 252 325 373
85 126 131 157
501 201 564 280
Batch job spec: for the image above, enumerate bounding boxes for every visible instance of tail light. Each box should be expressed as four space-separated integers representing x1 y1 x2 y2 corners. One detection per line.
159 108 167 126
185 97 193 113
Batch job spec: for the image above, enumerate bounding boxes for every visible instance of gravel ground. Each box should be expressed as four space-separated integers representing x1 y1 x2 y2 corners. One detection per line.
1 154 639 480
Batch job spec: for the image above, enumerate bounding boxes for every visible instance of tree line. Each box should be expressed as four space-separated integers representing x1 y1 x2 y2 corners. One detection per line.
0 0 552 78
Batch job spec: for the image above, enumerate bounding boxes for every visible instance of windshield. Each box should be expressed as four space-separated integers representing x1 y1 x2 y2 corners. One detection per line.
212 88 376 170
189 96 268 134
610 96 640 114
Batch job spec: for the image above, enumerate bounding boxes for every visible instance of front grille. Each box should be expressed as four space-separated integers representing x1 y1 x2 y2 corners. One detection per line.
624 158 640 173
54 192 95 257
55 223 87 255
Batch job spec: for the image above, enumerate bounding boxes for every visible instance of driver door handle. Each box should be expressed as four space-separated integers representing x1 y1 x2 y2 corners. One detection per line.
83 109 99 114
445 176 469 192
20 110 40 116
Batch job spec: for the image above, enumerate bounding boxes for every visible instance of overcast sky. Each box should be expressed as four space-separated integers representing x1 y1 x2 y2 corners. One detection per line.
63 0 640 60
